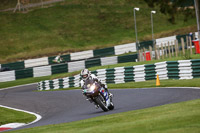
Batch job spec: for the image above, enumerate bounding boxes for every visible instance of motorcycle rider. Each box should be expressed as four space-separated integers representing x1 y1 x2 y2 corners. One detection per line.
80 69 113 109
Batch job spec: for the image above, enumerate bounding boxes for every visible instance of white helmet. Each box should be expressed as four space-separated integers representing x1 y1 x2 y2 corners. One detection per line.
81 69 90 80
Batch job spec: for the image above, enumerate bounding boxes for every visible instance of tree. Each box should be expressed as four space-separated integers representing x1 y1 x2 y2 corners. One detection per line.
144 0 195 24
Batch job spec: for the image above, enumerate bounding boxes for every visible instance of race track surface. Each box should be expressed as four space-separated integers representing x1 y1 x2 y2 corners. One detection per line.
1 84 200 130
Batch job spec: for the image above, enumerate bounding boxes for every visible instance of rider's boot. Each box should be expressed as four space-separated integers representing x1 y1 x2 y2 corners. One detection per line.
95 104 99 109
109 93 113 102
109 93 113 98
94 102 99 109
103 84 113 100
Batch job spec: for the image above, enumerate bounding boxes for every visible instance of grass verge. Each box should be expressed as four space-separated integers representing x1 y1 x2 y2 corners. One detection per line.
6 98 200 133
108 78 200 89
0 107 36 126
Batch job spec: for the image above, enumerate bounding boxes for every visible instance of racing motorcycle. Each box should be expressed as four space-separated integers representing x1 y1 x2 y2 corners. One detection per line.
82 79 114 112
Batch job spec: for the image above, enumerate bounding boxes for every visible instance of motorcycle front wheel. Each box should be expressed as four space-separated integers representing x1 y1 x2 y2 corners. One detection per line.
95 94 109 112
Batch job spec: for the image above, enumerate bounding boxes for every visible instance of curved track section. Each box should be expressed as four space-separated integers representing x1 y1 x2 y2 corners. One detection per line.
1 85 200 130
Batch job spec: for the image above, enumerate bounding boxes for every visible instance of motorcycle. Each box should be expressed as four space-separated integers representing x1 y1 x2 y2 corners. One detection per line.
82 79 114 112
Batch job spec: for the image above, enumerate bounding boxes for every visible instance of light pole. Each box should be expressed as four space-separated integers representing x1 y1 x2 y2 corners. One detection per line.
151 11 156 41
133 7 140 44
194 0 200 41
133 7 140 61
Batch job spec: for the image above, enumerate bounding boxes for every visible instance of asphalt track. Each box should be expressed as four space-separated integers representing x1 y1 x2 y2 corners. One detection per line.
1 84 200 131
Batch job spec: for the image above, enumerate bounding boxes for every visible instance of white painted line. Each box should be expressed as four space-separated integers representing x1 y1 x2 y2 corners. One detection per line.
162 87 200 89
111 87 200 90
0 105 42 128
140 87 200 90
0 123 25 128
0 83 37 91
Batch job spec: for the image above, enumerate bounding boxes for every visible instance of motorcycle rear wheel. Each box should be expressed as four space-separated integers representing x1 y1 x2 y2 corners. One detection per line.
108 102 114 110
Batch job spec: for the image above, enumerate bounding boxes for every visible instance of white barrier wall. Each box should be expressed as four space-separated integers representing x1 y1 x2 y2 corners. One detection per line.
70 50 94 61
74 75 81 87
63 77 70 88
114 67 125 84
96 69 106 84
43 80 51 90
155 61 168 80
25 57 49 68
52 79 60 90
156 36 176 47
133 65 145 82
0 64 1 70
33 66 52 77
0 71 15 82
101 56 118 66
178 60 193 79
68 60 85 72
114 43 136 55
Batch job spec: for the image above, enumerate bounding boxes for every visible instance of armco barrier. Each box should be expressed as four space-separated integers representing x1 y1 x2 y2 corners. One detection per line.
37 59 200 90
0 32 193 72
0 54 137 83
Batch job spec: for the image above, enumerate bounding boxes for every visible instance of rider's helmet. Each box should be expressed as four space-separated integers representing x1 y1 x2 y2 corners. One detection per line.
81 69 90 80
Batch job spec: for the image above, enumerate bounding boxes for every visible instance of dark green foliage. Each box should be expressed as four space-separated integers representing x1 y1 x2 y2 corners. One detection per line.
144 0 195 23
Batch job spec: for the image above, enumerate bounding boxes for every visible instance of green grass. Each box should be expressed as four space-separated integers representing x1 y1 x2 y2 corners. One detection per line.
108 78 200 89
0 107 36 125
0 0 196 63
6 98 200 133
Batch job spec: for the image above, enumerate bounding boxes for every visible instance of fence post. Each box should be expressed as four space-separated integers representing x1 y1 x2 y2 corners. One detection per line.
155 45 159 60
143 48 146 61
168 41 171 58
174 40 178 57
165 43 168 58
181 38 185 55
157 45 160 60
161 43 164 59
189 37 193 55
171 41 174 57
149 46 153 60
176 40 180 56
140 49 143 62
193 32 195 40
138 49 141 62
186 36 189 50
141 49 144 61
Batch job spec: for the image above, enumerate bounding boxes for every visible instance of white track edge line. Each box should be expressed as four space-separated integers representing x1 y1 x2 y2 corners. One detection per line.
0 83 37 91
140 87 200 90
0 105 42 128
111 87 200 90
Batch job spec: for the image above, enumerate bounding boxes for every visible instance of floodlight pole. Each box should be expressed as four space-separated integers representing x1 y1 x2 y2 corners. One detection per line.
134 8 139 44
194 0 200 41
151 11 156 41
133 7 140 61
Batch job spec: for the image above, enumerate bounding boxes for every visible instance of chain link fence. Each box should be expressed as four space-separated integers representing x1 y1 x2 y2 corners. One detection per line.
0 0 63 12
